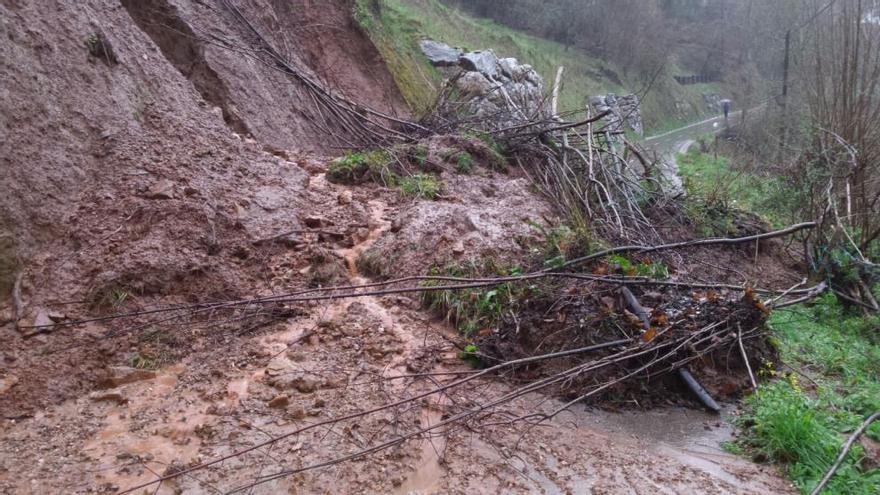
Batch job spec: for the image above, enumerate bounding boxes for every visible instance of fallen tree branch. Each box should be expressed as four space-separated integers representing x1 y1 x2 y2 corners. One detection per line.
738 323 758 391
12 271 24 331
770 281 828 309
809 410 880 495
622 286 721 412
555 222 818 271
21 273 821 333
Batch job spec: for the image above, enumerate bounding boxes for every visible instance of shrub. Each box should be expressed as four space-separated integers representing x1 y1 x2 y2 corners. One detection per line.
399 174 441 199
327 150 396 185
454 151 474 174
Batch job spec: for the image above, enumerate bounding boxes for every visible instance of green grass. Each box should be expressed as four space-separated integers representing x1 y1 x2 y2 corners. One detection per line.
677 142 791 230
399 173 441 199
606 254 670 280
328 149 444 200
422 222 595 335
360 0 621 114
453 150 474 173
735 295 880 494
422 261 530 337
355 0 736 129
327 150 397 185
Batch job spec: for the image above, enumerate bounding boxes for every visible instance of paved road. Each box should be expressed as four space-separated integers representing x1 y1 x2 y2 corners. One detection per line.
642 107 757 193
645 110 745 153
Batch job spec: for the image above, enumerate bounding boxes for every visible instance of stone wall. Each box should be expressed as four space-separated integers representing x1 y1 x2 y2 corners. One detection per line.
588 93 644 137
420 40 548 128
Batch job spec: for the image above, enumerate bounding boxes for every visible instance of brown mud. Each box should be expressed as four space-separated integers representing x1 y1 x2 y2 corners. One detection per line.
0 0 801 493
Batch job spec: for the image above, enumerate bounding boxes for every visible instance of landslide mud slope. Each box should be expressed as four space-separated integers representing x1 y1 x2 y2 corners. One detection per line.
1 1 795 493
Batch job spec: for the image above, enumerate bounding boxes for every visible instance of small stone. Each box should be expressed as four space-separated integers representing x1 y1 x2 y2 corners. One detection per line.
293 375 320 394
30 310 54 330
267 394 290 409
290 406 306 420
303 216 323 229
0 375 19 395
144 179 175 200
452 241 465 255
47 312 66 323
337 190 353 205
0 311 13 327
89 391 128 404
96 367 157 389
390 217 403 233
313 398 326 408
265 147 290 161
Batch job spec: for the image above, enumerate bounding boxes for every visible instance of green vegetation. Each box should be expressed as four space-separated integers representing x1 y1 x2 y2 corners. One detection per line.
422 261 533 336
406 144 430 168
327 150 397 185
677 140 790 231
92 286 134 313
465 130 507 170
353 0 443 114
734 295 880 494
399 173 442 199
354 0 728 127
453 150 474 173
354 0 620 114
680 137 880 493
459 343 481 367
526 222 593 269
328 149 443 200
607 254 670 280
424 222 594 334
84 32 117 64
129 352 163 370
357 246 390 280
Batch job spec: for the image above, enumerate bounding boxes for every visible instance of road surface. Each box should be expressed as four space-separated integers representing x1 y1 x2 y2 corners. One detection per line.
643 108 753 193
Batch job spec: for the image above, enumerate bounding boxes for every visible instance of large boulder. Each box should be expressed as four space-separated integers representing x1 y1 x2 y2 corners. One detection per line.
419 40 462 67
458 50 499 79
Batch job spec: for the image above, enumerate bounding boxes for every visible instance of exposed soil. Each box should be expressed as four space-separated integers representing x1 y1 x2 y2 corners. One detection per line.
0 1 803 493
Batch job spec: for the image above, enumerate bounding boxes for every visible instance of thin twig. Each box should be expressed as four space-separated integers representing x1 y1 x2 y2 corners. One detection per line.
809 411 880 495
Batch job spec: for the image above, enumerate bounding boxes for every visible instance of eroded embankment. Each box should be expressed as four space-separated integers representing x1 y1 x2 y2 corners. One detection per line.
0 1 803 493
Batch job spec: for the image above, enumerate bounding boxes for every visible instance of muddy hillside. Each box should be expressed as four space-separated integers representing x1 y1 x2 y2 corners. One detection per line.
0 1 809 494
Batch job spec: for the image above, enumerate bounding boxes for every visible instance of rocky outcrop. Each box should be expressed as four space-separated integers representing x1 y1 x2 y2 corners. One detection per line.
419 40 547 129
589 93 644 137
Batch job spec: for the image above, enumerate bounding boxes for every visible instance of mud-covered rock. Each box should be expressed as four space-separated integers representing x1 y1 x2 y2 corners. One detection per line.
96 367 157 389
365 170 557 278
267 394 290 408
144 179 176 200
0 375 19 396
268 371 323 394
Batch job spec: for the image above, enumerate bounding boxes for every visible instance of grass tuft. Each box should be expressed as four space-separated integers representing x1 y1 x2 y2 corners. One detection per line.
734 295 880 494
399 173 441 199
327 150 397 185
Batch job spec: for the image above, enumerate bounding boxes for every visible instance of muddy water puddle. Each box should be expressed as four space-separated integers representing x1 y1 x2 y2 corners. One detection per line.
570 405 774 491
